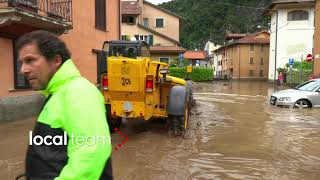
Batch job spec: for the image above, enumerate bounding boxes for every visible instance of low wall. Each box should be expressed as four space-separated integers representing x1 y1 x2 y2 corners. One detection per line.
0 94 45 122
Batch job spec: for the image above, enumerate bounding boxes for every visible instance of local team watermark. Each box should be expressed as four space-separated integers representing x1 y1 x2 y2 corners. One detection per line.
29 131 111 146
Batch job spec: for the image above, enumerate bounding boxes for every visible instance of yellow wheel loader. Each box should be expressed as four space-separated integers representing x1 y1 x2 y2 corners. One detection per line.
97 41 193 135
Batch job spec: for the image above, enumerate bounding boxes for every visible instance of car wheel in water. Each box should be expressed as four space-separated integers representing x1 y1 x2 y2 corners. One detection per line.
293 99 311 108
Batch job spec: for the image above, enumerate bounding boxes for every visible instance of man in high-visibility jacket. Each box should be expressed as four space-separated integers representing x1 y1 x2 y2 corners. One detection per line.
17 30 112 180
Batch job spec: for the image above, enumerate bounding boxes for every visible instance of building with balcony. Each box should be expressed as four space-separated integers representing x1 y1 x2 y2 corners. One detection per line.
120 0 185 63
0 0 120 121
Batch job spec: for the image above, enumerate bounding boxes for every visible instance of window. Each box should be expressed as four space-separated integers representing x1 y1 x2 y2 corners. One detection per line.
13 41 30 89
133 35 153 45
139 35 148 41
143 18 149 27
250 44 254 51
95 0 106 31
122 15 136 25
297 80 320 91
260 58 264 65
260 70 264 77
288 10 309 21
260 45 264 52
249 70 254 77
250 57 254 64
160 57 170 64
156 18 164 28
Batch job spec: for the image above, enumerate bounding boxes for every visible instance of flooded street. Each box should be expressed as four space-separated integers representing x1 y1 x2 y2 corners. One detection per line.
1 81 320 179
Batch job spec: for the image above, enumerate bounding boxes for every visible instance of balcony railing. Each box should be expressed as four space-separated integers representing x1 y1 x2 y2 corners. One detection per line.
0 0 72 23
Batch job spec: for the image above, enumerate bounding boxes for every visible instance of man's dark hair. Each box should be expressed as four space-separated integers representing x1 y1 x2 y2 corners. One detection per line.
16 30 71 63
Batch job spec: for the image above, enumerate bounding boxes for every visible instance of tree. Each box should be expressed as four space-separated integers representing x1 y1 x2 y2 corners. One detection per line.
160 0 271 49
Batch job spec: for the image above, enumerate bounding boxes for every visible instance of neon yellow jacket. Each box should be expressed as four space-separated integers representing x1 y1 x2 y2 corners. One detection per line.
26 59 112 180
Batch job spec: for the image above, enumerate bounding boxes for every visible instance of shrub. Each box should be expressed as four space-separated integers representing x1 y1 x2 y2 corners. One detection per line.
286 70 312 86
169 67 213 81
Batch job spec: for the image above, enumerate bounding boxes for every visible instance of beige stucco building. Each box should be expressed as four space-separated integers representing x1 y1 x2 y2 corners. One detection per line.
213 31 270 80
121 0 185 64
0 0 120 121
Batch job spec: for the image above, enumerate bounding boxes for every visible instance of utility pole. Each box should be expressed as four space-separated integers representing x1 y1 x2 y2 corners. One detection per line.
300 54 303 81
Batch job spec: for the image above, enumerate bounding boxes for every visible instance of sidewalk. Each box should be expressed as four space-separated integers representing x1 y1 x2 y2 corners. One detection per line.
0 118 34 180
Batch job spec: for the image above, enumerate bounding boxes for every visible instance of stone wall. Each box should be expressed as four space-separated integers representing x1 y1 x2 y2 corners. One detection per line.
0 94 45 122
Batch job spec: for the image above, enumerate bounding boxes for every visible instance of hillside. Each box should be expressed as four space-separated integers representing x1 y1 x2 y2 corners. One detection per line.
159 0 271 49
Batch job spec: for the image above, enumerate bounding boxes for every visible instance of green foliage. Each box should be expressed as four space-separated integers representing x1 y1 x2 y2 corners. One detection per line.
169 58 190 67
278 60 313 85
160 0 271 49
284 60 313 71
169 67 186 77
277 67 287 74
286 70 313 85
169 67 213 81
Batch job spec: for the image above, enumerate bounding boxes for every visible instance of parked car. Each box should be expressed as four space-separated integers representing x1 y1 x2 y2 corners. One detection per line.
270 79 320 108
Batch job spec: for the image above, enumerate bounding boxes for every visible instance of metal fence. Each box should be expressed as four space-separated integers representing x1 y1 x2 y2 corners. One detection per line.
0 0 72 22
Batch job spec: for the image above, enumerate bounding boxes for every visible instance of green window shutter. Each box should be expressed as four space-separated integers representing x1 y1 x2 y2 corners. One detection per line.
148 35 153 45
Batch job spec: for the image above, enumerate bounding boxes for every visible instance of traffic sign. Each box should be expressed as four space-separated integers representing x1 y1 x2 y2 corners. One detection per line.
289 58 294 65
306 54 313 62
179 53 184 61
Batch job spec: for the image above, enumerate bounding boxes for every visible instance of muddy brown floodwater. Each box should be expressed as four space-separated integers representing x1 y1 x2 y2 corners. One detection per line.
1 81 320 180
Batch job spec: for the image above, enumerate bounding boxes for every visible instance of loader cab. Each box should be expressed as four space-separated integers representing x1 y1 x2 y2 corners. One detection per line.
102 40 150 59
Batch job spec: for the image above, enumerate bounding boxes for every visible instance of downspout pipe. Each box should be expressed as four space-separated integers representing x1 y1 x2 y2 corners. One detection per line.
119 0 121 40
274 10 279 83
238 46 240 80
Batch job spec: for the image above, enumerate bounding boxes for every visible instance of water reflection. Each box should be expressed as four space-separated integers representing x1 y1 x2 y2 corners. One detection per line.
190 81 320 179
0 81 319 179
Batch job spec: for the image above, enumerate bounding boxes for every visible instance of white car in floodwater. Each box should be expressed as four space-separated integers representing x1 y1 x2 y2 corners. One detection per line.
270 79 320 108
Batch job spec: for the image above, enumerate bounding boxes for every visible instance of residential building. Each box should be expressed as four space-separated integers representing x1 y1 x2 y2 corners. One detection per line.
212 50 223 79
265 0 315 81
313 0 320 76
184 51 208 67
0 0 120 121
225 33 247 43
121 0 185 63
204 41 221 56
204 41 221 72
213 31 270 80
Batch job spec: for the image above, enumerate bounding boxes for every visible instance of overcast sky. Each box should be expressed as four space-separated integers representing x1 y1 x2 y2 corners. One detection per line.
146 0 172 5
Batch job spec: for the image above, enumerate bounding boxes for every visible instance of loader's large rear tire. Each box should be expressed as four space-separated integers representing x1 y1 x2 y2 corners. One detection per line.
168 100 190 136
167 85 191 136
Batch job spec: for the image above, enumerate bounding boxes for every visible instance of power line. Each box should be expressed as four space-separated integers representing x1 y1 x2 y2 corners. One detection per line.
210 0 269 10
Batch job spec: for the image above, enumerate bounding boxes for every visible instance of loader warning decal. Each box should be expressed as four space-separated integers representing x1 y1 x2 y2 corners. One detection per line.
121 77 131 86
121 64 130 75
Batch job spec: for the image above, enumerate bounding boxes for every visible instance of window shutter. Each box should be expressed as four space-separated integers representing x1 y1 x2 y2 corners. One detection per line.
148 35 153 45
